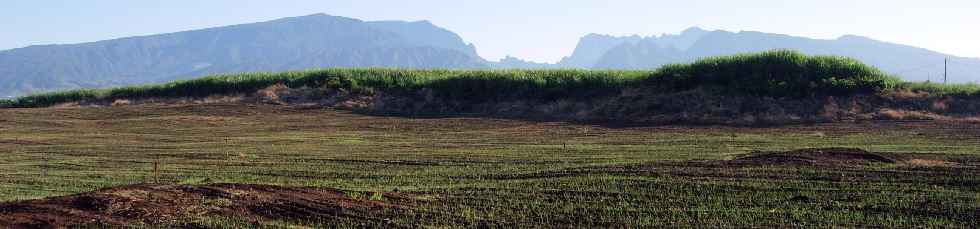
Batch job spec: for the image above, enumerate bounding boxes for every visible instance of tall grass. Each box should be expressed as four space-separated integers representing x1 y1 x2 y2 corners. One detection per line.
0 50 936 108
648 50 902 97
1 69 647 108
898 82 980 96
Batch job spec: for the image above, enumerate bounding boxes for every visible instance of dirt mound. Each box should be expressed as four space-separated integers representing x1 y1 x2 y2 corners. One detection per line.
38 81 980 126
0 184 413 228
732 148 901 166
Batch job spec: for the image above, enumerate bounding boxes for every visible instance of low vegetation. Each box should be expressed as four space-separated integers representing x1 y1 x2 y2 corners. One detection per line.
899 81 980 96
1 104 979 227
652 51 903 96
0 69 646 108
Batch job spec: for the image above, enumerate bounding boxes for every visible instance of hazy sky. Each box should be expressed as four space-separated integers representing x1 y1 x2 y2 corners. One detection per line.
3 0 979 63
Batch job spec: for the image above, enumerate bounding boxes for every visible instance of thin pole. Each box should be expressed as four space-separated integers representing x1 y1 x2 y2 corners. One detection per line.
944 57 948 84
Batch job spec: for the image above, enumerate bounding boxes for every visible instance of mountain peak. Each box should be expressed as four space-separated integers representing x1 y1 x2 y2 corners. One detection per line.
266 13 365 26
681 26 708 34
582 33 615 39
838 34 874 41
366 20 480 58
287 13 334 19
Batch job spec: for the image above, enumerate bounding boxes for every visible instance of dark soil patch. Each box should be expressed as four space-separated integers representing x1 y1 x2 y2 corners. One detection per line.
0 139 51 146
0 184 414 228
732 148 902 166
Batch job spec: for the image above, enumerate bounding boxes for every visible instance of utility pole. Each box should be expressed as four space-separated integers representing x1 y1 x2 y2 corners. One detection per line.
944 57 948 84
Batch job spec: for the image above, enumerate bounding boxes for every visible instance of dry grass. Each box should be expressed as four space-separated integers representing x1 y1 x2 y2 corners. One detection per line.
904 158 957 167
876 108 946 120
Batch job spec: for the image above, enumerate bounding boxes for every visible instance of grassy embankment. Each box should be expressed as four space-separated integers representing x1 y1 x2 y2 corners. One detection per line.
8 50 978 109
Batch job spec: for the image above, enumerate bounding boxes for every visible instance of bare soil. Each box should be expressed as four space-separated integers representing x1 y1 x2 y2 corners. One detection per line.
0 184 413 228
51 84 980 126
733 148 899 166
0 139 51 146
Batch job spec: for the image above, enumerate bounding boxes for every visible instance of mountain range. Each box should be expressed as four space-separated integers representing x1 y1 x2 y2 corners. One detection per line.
2 13 979 98
578 28 980 83
0 14 487 98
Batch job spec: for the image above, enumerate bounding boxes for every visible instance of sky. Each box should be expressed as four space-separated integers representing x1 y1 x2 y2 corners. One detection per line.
2 0 980 63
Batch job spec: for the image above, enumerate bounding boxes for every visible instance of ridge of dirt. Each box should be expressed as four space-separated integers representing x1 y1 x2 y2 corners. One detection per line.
730 148 955 167
39 84 980 126
0 139 52 146
0 184 413 228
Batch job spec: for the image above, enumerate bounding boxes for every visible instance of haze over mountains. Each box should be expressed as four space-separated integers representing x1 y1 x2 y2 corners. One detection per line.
2 13 979 98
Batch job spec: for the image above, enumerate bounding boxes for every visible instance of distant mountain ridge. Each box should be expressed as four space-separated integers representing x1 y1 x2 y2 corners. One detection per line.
0 14 488 98
365 20 481 58
573 29 980 84
556 34 644 68
3 14 980 98
558 27 711 68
